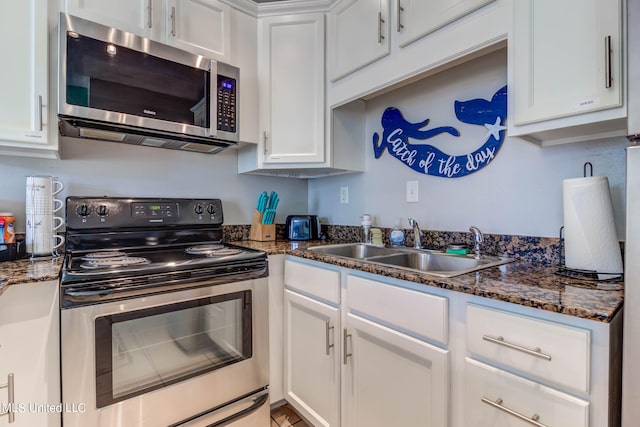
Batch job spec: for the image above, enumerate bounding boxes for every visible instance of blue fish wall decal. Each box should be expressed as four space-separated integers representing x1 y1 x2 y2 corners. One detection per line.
372 85 508 178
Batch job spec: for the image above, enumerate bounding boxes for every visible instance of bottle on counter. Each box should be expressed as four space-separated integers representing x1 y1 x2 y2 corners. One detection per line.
390 219 405 247
0 217 4 244
0 213 15 244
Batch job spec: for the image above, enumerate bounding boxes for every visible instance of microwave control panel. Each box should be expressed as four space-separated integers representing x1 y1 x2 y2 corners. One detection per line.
217 76 236 133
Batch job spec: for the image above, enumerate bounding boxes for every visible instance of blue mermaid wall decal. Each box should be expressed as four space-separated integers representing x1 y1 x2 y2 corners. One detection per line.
372 85 508 178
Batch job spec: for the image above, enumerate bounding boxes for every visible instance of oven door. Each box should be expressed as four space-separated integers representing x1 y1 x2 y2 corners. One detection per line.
61 277 268 427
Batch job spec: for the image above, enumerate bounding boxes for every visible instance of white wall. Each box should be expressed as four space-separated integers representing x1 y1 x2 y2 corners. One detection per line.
309 50 628 239
0 138 308 232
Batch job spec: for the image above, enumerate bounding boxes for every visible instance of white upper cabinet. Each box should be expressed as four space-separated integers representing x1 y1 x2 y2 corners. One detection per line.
64 0 155 38
0 0 58 158
396 0 495 48
165 0 231 60
259 13 325 164
508 0 625 145
327 0 391 81
64 0 231 61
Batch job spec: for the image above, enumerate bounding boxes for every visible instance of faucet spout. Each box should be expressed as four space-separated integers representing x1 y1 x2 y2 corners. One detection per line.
408 218 423 249
469 226 484 259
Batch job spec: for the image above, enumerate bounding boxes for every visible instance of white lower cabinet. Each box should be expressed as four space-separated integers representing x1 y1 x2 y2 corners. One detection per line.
0 281 60 427
281 256 621 427
283 258 449 427
465 358 589 427
284 289 341 427
343 313 448 427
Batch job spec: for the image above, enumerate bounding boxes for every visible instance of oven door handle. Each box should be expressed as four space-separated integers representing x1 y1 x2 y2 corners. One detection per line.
65 289 116 298
171 389 269 427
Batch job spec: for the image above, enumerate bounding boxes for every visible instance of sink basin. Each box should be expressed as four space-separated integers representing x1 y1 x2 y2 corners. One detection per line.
307 243 514 277
307 243 398 259
366 252 512 277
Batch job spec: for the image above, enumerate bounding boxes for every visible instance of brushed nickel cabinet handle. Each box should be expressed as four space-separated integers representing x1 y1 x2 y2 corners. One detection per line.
343 329 352 364
263 131 269 155
0 373 15 423
482 334 552 361
171 6 176 37
604 35 612 88
378 12 385 43
38 95 43 131
325 321 335 355
397 1 404 32
147 0 153 28
481 397 548 427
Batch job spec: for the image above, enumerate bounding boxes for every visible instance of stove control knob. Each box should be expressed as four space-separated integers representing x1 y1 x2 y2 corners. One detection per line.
206 204 217 215
97 205 109 217
194 203 204 215
77 204 91 217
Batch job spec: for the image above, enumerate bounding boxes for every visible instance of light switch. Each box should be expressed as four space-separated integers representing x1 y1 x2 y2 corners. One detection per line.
406 180 419 202
340 186 349 204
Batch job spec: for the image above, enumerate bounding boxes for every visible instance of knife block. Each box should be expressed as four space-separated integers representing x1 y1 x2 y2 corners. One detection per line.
249 210 275 241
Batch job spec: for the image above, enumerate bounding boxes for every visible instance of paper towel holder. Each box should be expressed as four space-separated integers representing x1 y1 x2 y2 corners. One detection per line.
583 162 593 177
555 226 623 282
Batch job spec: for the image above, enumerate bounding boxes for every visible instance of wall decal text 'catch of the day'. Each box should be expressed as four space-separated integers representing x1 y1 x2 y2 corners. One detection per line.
372 85 507 178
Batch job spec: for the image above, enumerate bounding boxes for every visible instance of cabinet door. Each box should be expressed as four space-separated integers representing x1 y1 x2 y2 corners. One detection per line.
166 0 231 61
0 0 48 146
0 281 60 427
343 313 448 427
512 0 622 125
328 0 390 81
64 0 155 38
259 14 325 164
284 290 340 427
396 0 494 47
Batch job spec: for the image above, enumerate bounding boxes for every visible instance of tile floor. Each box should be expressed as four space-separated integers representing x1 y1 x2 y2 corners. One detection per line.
270 403 310 427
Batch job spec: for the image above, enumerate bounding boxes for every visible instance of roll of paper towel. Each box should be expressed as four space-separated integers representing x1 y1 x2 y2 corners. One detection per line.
562 176 622 279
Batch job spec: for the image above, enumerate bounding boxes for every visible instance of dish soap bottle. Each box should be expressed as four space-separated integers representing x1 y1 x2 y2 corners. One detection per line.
389 220 405 247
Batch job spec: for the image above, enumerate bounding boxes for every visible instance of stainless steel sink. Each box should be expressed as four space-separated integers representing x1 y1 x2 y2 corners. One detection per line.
307 243 514 277
366 252 513 277
306 243 399 259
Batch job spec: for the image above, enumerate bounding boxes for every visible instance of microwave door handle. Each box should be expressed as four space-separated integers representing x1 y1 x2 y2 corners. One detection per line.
209 60 218 138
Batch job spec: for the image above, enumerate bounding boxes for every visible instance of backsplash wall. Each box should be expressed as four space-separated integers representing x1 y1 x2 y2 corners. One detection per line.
309 50 628 240
0 138 308 232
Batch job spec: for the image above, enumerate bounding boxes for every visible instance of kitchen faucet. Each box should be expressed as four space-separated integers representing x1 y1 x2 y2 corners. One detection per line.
408 218 423 249
469 226 484 259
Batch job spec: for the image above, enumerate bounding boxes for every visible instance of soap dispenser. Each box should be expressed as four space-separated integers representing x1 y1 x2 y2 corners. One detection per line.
389 219 405 247
360 214 372 243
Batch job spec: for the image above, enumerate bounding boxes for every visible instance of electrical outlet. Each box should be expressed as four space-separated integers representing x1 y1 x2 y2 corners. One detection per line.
406 180 419 202
340 186 349 204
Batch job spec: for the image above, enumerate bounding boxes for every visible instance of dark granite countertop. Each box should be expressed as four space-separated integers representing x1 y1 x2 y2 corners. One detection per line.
0 256 63 296
231 239 624 323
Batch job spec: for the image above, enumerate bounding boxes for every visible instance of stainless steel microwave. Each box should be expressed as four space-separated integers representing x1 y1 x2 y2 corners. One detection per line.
58 13 239 154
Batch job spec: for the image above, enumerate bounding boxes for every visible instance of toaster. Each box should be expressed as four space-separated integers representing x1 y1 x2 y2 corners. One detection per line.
286 215 320 240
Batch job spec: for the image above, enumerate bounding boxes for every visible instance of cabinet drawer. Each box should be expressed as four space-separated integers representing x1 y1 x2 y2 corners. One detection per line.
465 358 589 427
347 275 448 345
466 304 590 393
284 259 340 304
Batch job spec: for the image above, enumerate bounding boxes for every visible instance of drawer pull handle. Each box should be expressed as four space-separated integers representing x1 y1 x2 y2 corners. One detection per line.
482 335 552 361
0 373 15 423
325 321 334 355
343 329 352 364
481 397 547 427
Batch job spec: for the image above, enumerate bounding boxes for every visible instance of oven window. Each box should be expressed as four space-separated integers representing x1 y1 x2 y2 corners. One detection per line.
95 291 252 408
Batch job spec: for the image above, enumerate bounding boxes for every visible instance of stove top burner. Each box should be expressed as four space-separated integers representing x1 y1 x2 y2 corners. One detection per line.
185 245 243 257
184 244 225 255
81 256 151 269
81 251 128 260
